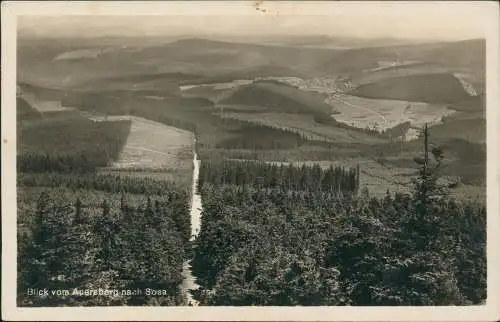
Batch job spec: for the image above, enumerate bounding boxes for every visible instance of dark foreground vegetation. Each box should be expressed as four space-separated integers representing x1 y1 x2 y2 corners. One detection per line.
17 113 192 306
192 128 486 306
18 186 191 306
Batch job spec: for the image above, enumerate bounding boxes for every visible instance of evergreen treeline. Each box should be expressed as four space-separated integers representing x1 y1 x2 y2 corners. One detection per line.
199 160 360 195
215 120 307 150
18 191 191 306
19 118 131 172
19 172 188 196
313 115 383 137
19 151 116 173
218 117 360 150
197 145 359 163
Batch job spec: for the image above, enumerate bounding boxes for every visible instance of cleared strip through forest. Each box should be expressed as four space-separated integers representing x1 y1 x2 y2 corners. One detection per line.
90 114 202 305
181 137 202 306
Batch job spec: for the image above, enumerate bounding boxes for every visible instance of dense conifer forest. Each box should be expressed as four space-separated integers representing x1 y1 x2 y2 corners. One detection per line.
19 172 187 196
17 114 193 306
191 128 486 305
18 190 191 306
192 184 485 305
199 160 360 194
19 118 132 172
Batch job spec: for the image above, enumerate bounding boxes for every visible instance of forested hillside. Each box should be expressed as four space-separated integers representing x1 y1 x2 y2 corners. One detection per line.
19 116 132 172
349 73 471 104
221 81 335 117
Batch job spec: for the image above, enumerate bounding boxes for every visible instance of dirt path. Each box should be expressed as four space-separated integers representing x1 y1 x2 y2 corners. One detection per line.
181 138 202 306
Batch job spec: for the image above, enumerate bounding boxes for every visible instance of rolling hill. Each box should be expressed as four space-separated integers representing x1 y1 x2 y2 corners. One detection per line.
220 81 336 117
316 38 485 75
67 74 184 94
178 65 307 86
17 37 341 88
349 63 459 85
349 73 472 104
18 36 485 94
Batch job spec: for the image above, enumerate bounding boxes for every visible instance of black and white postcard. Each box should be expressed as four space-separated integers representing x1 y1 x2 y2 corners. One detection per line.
2 1 499 321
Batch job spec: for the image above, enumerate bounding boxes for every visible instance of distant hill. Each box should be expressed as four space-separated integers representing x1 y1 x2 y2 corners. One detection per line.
118 38 339 77
349 63 454 85
179 65 307 86
18 36 484 90
220 81 336 117
317 39 485 75
69 73 185 94
18 37 340 88
349 73 472 104
103 72 202 83
246 35 425 49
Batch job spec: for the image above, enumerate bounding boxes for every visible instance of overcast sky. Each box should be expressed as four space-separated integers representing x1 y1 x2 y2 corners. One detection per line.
16 1 493 41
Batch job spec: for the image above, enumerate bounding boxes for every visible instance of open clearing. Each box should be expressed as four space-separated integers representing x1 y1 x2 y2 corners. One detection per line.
101 116 194 170
327 94 456 139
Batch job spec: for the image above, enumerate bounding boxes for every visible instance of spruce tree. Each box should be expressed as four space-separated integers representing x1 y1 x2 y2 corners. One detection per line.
409 123 448 251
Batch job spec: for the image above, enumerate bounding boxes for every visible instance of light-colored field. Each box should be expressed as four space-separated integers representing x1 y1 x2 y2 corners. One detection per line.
220 112 388 144
243 76 458 141
327 94 456 139
104 116 194 170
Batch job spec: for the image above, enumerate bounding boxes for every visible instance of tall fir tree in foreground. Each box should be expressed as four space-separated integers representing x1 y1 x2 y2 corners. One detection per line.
409 123 449 251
